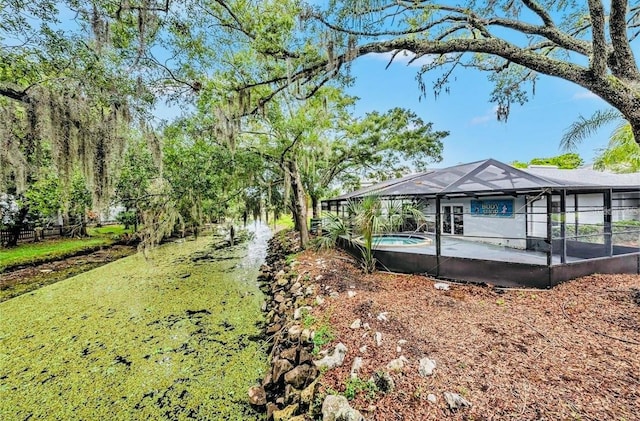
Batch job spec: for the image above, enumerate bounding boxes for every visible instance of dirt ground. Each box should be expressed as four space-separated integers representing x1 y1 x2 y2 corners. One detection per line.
294 248 640 420
0 245 136 302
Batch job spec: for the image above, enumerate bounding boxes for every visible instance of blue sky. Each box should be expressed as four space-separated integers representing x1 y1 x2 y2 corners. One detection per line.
346 52 617 168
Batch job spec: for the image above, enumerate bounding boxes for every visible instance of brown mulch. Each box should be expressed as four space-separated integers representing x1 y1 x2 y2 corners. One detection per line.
295 248 640 420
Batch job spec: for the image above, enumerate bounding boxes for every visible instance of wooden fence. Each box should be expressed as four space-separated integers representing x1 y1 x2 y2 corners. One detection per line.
0 225 72 246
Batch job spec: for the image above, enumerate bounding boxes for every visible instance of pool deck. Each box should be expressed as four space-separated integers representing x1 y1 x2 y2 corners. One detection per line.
373 235 582 265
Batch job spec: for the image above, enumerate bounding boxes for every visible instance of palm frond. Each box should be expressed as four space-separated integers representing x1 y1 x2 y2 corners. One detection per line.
561 109 622 151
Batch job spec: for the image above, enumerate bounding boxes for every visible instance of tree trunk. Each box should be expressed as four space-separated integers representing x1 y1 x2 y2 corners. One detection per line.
311 195 321 219
6 207 29 247
287 160 309 248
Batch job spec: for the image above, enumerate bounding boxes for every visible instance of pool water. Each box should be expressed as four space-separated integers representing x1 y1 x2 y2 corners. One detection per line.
374 236 428 245
353 234 432 247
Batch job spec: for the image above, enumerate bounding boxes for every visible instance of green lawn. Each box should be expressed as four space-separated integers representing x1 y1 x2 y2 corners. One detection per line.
0 225 131 272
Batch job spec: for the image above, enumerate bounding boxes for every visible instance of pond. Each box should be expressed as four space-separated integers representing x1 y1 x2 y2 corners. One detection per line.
0 224 271 420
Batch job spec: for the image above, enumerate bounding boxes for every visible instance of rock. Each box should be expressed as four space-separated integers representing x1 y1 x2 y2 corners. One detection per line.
275 270 286 280
304 286 315 296
313 343 348 370
273 359 294 383
375 332 383 347
294 306 312 320
359 345 367 354
300 328 313 343
266 324 282 334
261 301 268 312
273 403 299 421
315 296 325 306
347 291 357 298
288 416 306 421
396 346 402 353
350 357 363 379
284 364 318 389
444 392 471 410
321 395 365 421
276 278 289 287
362 322 370 330
274 293 286 303
376 312 388 322
290 281 302 292
248 385 266 406
434 282 450 290
418 357 437 377
329 292 340 298
398 339 407 345
370 371 394 393
349 319 361 329
266 402 278 420
288 325 302 341
427 393 437 403
300 378 319 405
284 384 301 405
298 348 313 364
315 275 323 281
386 356 408 372
280 347 298 363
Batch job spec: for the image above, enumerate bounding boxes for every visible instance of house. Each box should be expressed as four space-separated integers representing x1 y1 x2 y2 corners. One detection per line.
321 159 640 288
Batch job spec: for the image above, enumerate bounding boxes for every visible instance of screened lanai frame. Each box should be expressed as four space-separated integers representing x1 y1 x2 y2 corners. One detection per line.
321 159 640 288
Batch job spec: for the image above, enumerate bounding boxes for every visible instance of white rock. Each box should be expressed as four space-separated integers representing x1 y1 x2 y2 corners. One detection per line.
362 322 370 330
315 296 325 306
386 356 408 371
294 306 312 320
398 339 407 345
376 312 389 322
427 393 437 403
350 357 363 379
350 319 362 329
313 343 348 370
315 275 324 281
396 346 402 353
444 392 471 410
288 325 302 341
375 332 383 347
301 328 314 343
329 292 340 298
305 286 315 296
322 395 365 421
347 291 357 298
418 357 437 377
359 345 368 354
434 282 450 290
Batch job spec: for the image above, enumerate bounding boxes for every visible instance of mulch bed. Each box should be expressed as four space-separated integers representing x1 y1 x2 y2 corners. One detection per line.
295 248 640 420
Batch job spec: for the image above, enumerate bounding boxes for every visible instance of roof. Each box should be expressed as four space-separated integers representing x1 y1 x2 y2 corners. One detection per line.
523 166 639 189
324 159 639 201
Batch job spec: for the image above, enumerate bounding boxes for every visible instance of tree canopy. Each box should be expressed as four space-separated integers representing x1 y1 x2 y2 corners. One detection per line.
235 0 640 144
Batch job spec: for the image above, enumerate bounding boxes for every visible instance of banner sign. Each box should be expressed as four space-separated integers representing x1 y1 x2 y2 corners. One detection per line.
470 199 514 218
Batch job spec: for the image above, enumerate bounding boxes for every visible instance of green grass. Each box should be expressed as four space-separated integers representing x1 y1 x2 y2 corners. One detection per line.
86 224 132 237
0 235 268 420
0 225 132 272
0 238 110 272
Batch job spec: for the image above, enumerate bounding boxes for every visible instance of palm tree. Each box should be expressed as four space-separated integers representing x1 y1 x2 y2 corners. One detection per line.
561 110 640 173
318 195 426 273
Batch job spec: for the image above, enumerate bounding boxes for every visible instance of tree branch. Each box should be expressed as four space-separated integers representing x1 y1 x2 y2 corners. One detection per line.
587 0 607 76
609 0 640 80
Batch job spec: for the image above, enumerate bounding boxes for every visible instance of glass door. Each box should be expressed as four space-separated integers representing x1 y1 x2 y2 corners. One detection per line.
442 205 464 234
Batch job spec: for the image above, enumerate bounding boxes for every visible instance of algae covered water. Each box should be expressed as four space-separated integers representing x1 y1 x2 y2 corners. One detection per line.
0 224 272 420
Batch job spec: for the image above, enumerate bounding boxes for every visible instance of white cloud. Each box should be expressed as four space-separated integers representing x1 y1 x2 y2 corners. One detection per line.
368 50 435 67
469 106 498 125
572 90 600 100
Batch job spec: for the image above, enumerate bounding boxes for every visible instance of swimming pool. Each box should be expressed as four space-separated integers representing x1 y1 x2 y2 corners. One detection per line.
355 234 432 247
